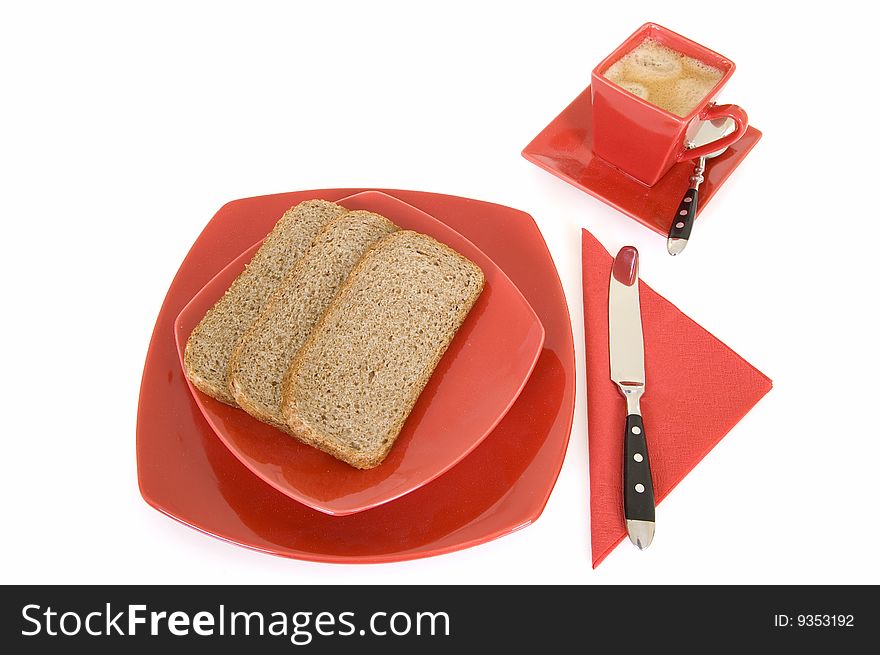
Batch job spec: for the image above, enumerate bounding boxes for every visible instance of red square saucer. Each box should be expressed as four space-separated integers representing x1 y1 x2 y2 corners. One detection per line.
522 85 762 236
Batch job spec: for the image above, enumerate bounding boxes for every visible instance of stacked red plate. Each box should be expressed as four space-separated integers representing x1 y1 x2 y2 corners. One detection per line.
137 188 576 562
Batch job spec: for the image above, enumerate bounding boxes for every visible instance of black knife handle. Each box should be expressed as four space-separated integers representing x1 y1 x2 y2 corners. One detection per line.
624 414 655 522
667 187 699 242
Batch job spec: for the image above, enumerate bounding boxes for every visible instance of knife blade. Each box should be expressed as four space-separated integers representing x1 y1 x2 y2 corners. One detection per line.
609 246 655 549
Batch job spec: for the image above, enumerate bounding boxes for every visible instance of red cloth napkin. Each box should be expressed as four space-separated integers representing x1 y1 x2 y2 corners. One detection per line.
582 229 772 567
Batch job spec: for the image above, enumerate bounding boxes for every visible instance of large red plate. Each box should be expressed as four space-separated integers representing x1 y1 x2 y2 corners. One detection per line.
137 189 575 562
173 191 545 516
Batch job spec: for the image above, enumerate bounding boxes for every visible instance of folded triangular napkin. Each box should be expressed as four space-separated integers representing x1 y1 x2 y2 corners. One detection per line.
582 229 772 567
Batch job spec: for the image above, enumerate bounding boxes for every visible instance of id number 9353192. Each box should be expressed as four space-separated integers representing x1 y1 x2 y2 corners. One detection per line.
773 614 854 628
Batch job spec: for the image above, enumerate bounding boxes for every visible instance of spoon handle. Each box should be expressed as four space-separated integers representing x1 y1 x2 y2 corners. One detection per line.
667 156 706 256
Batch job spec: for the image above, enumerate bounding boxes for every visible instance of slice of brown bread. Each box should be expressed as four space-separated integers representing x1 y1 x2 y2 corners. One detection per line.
228 210 399 427
280 230 485 469
184 199 348 405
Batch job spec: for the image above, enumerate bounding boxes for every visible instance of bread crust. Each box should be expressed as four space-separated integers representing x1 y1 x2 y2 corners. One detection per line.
280 230 485 469
183 199 347 406
184 272 260 406
183 352 238 405
227 211 398 429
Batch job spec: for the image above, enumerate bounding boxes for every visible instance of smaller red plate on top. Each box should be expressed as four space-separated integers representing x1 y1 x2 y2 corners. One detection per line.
173 191 545 516
522 85 762 236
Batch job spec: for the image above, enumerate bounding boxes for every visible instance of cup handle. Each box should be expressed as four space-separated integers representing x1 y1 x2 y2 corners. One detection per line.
676 104 749 162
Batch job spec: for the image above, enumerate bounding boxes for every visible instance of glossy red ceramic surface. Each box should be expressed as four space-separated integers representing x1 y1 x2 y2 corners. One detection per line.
522 86 761 236
612 246 638 286
137 189 575 562
591 22 747 186
173 191 545 516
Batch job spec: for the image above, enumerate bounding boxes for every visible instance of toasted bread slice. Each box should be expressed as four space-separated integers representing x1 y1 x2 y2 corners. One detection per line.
228 210 398 427
184 199 347 404
281 230 485 468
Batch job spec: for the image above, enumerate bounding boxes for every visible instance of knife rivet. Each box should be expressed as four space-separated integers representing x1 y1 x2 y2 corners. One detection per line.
684 197 692 203
631 426 641 435
635 483 645 493
679 210 688 216
633 453 643 462
675 221 685 229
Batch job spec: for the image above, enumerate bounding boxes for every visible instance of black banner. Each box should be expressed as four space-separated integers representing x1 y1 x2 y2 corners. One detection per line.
1 585 869 651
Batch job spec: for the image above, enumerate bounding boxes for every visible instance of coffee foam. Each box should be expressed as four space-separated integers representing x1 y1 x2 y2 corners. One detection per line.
602 38 723 117
618 81 649 100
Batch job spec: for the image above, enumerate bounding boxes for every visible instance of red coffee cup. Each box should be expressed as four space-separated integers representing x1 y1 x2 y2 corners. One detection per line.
591 23 748 187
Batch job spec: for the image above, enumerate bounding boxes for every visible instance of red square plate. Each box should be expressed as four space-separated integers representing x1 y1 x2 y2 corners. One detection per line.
522 85 762 236
137 188 575 563
173 191 545 516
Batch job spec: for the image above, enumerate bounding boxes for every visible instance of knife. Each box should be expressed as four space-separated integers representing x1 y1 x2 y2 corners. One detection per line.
609 246 655 549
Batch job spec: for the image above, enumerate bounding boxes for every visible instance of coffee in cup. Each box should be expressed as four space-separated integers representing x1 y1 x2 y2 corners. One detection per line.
602 38 723 118
590 23 748 187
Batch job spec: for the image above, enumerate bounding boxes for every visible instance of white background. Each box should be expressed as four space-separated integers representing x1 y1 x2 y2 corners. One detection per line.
2 0 877 585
